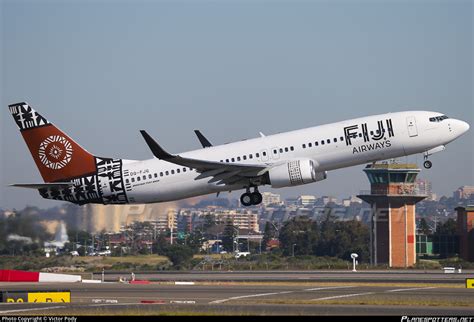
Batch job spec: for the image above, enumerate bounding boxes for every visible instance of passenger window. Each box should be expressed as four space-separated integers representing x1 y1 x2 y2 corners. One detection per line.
126 179 130 184
148 174 152 179
171 170 175 175
243 155 247 160
315 141 318 146
359 133 362 137
327 139 330 144
249 154 253 159
160 172 163 177
143 175 146 180
137 177 141 182
290 146 294 151
321 140 325 145
279 148 283 153
263 152 267 156
165 171 169 176
256 153 260 158
308 143 312 148
183 168 186 172
177 169 180 173
340 136 344 141
302 144 306 149
154 173 157 178
273 149 277 154
285 147 289 152
226 159 229 162
333 138 337 143
231 158 235 162
220 160 223 163
131 178 135 183
237 157 241 161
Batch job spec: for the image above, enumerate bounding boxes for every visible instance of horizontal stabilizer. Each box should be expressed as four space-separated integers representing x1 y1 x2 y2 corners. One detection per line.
10 183 74 189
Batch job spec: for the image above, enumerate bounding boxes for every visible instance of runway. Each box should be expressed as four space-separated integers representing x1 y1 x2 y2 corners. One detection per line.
94 269 474 284
0 271 473 315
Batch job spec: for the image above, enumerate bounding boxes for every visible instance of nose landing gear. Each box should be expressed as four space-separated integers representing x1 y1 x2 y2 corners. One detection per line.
423 160 432 169
240 187 263 207
423 153 433 169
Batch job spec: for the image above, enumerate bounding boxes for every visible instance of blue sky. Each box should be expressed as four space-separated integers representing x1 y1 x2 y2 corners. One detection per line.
1 0 472 209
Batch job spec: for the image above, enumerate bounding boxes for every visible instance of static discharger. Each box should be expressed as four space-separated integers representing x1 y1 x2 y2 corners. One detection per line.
466 279 474 289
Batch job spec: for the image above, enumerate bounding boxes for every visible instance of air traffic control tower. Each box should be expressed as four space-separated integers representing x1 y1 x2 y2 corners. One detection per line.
358 163 427 268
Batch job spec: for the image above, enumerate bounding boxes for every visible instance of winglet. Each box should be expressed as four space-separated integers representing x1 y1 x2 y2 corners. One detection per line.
140 130 174 160
194 130 213 148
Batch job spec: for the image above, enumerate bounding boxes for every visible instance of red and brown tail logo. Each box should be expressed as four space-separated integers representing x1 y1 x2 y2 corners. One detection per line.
9 102 97 183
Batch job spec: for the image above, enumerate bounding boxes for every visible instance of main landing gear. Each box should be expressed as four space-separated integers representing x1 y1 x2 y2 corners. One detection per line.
240 187 263 207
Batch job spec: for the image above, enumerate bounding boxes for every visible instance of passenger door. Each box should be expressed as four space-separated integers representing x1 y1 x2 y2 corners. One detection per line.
406 116 418 137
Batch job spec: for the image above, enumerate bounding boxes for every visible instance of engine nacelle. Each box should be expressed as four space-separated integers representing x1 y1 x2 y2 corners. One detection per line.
268 159 327 188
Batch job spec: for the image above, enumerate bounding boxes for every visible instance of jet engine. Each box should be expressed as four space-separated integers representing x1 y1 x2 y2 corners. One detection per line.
268 159 327 188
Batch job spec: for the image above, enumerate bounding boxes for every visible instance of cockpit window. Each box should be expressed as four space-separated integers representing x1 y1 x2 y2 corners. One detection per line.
429 115 449 122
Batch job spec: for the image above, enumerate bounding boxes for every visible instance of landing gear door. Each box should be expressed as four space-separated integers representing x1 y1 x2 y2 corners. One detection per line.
406 116 418 137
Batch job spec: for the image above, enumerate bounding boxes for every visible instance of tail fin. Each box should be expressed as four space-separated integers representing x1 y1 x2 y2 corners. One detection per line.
8 102 97 183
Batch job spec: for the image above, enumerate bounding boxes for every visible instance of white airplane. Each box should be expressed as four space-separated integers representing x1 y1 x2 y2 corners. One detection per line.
8 102 469 207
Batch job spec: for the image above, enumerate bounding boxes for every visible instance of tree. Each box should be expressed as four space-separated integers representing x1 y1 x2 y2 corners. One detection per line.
262 222 276 251
222 221 237 252
279 216 319 256
418 218 431 235
161 244 194 269
435 218 457 235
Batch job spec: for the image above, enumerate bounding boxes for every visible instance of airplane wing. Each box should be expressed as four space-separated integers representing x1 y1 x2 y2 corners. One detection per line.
10 183 74 189
194 130 213 148
140 130 269 186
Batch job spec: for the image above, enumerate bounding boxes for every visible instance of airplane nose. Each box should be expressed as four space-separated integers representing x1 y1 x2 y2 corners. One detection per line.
458 120 470 135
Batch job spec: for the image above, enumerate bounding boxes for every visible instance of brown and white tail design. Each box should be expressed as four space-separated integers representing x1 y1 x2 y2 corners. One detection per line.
9 102 129 205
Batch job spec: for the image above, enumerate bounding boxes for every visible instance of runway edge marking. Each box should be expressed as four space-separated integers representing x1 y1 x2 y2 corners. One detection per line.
386 286 437 293
304 286 356 291
312 292 375 301
0 306 65 314
209 291 294 304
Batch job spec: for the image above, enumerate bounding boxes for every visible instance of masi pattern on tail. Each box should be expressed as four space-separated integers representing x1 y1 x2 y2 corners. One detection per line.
9 102 129 205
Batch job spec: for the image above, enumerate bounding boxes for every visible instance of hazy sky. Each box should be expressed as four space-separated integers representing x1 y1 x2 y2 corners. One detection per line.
1 0 472 209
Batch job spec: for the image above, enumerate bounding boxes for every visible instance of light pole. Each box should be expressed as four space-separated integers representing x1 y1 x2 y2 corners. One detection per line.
292 244 296 257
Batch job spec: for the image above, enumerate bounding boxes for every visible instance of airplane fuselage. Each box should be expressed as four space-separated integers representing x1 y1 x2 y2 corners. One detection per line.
122 110 466 204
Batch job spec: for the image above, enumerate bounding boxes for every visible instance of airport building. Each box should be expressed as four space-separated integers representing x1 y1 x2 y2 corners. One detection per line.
456 206 474 262
358 163 426 268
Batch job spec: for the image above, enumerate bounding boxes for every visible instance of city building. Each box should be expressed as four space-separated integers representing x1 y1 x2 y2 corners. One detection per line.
298 195 317 207
454 186 474 201
147 209 178 232
358 163 426 268
342 196 363 207
214 210 259 232
456 206 474 262
415 179 436 201
261 192 282 207
320 196 338 206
